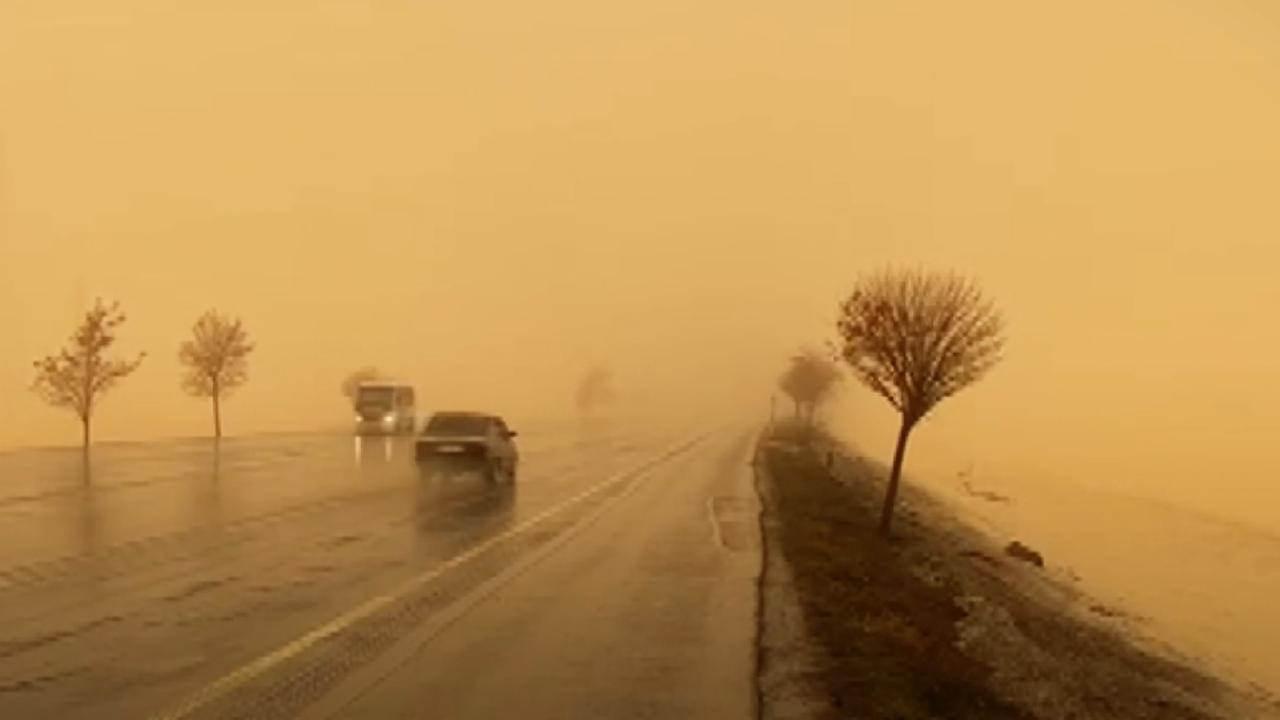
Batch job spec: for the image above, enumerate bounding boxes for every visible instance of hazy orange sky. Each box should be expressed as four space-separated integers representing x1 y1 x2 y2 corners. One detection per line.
4 1 1280 527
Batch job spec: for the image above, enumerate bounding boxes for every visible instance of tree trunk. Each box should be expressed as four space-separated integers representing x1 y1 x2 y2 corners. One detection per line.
213 392 222 439
81 416 90 453
878 416 914 537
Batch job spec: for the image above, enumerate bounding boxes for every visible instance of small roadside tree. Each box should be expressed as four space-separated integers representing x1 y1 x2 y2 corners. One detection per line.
341 366 383 407
777 349 841 425
836 269 1004 536
179 310 255 439
31 299 146 450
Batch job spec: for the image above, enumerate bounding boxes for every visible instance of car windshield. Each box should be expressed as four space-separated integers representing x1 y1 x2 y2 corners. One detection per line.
425 414 489 436
356 387 394 407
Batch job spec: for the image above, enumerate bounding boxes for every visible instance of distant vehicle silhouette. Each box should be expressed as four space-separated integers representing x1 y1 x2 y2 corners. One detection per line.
353 382 417 435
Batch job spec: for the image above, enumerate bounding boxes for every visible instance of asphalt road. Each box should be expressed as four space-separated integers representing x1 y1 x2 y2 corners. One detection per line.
0 419 761 719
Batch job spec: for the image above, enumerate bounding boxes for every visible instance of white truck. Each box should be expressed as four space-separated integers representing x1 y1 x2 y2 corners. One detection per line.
353 382 417 435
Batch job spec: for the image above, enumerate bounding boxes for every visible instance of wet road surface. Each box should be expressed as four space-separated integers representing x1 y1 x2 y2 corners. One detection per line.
0 420 760 719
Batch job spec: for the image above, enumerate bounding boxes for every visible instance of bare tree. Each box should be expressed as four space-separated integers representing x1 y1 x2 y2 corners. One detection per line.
179 310 255 439
342 366 384 406
777 349 841 424
31 299 146 450
836 269 1004 536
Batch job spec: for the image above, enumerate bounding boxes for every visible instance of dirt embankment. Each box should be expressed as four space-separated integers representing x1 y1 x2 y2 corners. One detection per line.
755 422 1279 720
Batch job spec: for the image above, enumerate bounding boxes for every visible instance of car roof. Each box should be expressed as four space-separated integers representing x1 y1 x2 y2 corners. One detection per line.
429 411 498 420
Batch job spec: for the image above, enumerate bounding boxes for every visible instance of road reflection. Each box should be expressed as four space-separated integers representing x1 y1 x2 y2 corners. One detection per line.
73 456 101 558
411 466 517 541
190 443 225 530
352 436 402 465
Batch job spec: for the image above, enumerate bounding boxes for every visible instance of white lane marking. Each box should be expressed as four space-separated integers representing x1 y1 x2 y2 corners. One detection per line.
149 435 706 720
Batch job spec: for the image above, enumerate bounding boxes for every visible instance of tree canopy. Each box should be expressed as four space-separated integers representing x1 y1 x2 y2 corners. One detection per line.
835 268 1004 535
31 298 145 447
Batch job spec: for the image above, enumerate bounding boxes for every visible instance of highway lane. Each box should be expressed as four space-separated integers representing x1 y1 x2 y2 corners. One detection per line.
318 427 762 720
0 419 699 719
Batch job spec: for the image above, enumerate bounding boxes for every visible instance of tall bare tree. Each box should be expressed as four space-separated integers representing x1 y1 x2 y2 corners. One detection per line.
179 310 255 439
341 366 384 406
836 269 1004 536
778 349 841 424
31 299 146 450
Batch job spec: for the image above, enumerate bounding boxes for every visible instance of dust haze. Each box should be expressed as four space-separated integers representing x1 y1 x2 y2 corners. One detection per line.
4 0 1280 532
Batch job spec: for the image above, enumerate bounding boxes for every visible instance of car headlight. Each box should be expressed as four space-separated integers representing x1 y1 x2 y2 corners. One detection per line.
382 413 395 422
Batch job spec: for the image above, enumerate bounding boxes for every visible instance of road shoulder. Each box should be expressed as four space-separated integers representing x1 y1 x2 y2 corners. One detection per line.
757 422 1276 720
754 436 833 720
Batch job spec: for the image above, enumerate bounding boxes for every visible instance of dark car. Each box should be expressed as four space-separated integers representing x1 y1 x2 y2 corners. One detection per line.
415 412 519 482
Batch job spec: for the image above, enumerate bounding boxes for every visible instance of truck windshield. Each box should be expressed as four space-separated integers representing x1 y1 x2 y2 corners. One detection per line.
356 387 394 407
